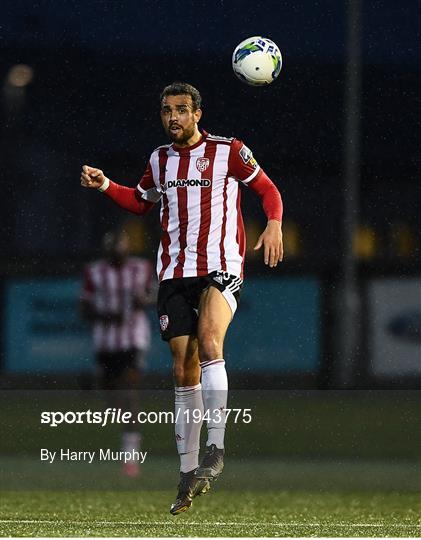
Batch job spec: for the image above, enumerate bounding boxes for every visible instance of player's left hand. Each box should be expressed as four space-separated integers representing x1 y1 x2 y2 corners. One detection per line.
254 220 283 267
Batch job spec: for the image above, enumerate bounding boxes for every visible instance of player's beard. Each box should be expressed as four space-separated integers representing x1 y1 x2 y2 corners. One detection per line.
167 123 195 145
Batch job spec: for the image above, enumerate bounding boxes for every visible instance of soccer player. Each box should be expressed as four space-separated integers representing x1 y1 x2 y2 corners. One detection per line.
80 229 156 477
80 82 283 513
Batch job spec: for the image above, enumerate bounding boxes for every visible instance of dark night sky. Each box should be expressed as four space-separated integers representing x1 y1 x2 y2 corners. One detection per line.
1 1 420 68
0 1 420 260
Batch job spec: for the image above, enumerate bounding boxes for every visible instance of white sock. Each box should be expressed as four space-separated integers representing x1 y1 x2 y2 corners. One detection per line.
175 384 204 473
200 359 228 449
121 432 140 462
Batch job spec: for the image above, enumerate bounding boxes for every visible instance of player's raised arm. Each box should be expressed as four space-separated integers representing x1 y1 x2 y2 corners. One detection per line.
80 164 157 215
227 140 284 267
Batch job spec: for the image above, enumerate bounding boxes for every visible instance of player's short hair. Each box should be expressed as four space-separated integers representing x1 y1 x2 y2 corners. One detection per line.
160 82 202 111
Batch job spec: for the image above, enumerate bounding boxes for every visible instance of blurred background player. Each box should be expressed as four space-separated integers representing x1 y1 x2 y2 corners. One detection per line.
80 229 156 477
80 82 283 513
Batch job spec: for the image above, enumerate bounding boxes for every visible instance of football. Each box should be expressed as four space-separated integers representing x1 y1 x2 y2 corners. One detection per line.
232 36 282 86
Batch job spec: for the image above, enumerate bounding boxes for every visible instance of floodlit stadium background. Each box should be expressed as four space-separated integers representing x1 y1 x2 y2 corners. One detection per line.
2 1 420 385
0 1 420 537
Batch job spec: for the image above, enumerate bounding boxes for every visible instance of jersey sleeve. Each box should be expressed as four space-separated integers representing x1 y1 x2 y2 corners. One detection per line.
136 153 163 203
136 162 156 196
228 139 262 184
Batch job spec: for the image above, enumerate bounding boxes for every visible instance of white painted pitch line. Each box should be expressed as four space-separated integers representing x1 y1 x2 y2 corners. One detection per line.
0 519 420 528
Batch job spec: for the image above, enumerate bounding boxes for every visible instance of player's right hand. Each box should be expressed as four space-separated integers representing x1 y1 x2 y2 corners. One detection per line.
80 165 106 189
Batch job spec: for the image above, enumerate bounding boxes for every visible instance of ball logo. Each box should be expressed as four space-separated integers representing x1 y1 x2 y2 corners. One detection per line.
160 315 169 331
196 157 210 172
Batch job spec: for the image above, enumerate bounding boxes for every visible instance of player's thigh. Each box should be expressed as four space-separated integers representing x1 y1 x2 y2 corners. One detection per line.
198 286 232 345
169 335 201 385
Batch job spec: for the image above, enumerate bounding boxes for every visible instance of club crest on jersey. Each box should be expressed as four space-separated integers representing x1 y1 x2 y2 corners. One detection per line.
239 145 258 169
196 157 210 172
160 315 169 331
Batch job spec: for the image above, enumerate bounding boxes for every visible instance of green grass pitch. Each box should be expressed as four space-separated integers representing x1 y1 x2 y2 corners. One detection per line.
1 489 421 537
1 458 420 537
1 392 420 536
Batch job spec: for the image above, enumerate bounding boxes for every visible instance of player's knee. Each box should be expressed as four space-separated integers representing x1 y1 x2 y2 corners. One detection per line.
172 356 191 385
173 363 200 386
173 362 185 385
198 332 222 365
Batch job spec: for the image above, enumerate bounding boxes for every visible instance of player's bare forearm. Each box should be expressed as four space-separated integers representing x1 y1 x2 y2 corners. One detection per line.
254 220 283 267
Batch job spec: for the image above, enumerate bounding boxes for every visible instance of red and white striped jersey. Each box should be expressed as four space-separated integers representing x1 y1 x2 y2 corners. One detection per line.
136 131 261 281
81 257 154 353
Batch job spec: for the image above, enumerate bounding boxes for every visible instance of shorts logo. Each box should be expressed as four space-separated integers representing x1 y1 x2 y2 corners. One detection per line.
160 315 169 331
196 157 210 172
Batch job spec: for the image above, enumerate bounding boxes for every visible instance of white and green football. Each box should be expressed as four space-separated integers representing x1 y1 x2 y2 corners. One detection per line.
232 36 282 86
